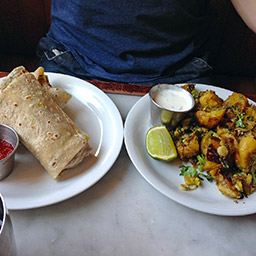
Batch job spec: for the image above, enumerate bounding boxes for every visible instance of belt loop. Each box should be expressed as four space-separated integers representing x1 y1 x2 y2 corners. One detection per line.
44 49 67 60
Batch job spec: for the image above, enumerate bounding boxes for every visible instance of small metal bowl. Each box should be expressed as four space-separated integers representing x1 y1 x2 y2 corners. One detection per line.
0 124 19 181
149 84 195 129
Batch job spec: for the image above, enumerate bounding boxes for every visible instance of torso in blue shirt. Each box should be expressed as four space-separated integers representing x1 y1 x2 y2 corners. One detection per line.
48 0 210 82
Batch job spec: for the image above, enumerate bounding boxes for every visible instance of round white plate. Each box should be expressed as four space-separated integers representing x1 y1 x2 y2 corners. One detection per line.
124 84 256 216
0 72 123 210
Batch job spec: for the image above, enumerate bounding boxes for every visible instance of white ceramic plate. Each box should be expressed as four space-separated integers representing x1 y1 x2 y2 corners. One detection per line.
124 84 256 216
0 72 123 210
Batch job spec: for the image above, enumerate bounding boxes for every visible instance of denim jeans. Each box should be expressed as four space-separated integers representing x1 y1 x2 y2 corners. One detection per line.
36 37 213 85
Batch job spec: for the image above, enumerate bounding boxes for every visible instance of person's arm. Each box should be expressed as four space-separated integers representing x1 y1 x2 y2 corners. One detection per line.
231 0 256 33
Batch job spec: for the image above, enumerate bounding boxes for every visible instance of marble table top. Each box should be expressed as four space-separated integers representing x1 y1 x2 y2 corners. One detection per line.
5 91 256 256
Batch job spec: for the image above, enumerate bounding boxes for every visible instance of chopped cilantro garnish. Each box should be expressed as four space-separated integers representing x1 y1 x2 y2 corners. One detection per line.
233 107 252 128
208 130 220 138
235 112 247 128
197 154 206 169
199 173 214 182
179 165 197 177
251 158 256 185
179 163 214 182
251 166 256 185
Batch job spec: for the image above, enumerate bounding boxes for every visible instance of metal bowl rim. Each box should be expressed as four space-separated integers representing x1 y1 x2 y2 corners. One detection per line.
0 124 19 163
149 84 195 113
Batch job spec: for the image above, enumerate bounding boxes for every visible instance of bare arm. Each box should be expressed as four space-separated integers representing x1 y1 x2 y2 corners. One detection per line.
231 0 256 33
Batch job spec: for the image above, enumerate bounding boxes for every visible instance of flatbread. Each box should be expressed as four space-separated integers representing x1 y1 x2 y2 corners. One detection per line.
33 67 72 108
0 66 72 109
0 72 91 179
0 66 27 90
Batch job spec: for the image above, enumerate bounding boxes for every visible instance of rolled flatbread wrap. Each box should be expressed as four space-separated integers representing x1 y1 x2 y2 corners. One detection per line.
0 66 72 109
33 67 72 108
0 66 27 90
0 72 92 179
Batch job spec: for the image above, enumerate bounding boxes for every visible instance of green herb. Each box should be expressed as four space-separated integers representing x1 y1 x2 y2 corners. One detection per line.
179 165 197 177
197 154 206 169
191 90 198 98
224 164 229 169
179 163 214 182
199 173 214 182
251 158 256 185
178 128 185 135
195 129 206 139
251 166 256 185
233 107 252 128
235 112 246 128
208 130 220 138
195 154 214 181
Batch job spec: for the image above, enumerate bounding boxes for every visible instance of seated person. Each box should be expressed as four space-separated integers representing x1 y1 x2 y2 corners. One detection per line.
37 0 256 86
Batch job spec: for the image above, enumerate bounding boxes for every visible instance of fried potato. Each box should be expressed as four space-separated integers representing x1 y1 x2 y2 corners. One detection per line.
176 132 200 159
172 85 256 199
235 136 256 173
224 92 249 112
246 105 256 119
199 90 223 108
196 108 226 129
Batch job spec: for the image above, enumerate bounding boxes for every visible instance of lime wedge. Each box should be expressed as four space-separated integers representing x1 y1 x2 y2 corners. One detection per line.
146 125 177 161
160 110 173 124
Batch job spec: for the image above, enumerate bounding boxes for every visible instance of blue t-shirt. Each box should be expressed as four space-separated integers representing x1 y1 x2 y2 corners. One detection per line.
48 0 210 83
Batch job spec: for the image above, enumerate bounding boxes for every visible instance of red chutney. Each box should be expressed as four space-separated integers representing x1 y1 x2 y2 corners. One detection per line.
0 139 14 160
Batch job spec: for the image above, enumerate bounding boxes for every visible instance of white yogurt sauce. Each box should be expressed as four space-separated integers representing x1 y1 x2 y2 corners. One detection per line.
153 88 193 111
